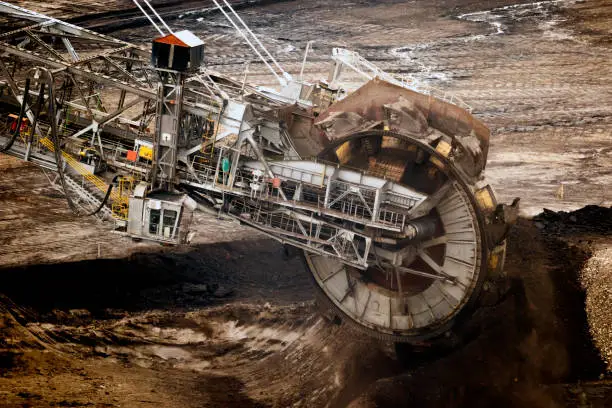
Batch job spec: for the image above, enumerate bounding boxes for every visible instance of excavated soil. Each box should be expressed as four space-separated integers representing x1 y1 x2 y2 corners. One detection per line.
1 0 611 407
0 208 611 407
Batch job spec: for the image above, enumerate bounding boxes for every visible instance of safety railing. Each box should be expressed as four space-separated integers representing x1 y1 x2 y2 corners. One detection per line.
232 198 371 267
38 137 120 202
384 190 423 210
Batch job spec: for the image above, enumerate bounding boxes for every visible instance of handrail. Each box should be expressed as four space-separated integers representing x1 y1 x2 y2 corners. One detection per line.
39 137 120 202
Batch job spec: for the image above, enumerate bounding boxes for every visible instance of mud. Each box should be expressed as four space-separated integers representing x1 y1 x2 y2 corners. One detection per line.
0 238 399 407
535 206 612 373
349 209 612 408
1 208 611 407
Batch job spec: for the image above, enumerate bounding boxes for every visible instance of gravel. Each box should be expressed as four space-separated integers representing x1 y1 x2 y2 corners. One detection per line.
581 247 612 372
534 205 612 373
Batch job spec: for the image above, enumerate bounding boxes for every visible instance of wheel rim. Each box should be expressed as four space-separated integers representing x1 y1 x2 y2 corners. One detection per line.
306 131 486 341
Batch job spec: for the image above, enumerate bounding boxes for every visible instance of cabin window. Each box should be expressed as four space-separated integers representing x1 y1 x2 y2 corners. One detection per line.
162 209 178 237
149 209 161 234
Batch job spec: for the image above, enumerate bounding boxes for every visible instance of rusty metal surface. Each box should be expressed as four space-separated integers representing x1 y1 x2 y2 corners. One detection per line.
314 78 491 179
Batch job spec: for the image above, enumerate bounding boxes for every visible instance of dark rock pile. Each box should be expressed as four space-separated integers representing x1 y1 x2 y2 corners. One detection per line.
533 205 612 236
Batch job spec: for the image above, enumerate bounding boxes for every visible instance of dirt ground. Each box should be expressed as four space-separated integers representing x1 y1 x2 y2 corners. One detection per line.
1 0 611 407
1 201 610 407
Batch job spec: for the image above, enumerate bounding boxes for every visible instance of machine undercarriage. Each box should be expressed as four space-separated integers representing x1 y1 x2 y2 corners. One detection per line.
0 1 518 343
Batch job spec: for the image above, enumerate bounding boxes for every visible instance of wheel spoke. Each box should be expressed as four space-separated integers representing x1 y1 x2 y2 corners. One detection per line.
420 235 448 249
396 265 453 283
417 248 443 273
394 265 409 315
417 248 464 286
408 181 453 218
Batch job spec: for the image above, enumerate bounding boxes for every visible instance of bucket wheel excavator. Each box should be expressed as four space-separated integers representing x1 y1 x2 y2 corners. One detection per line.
0 1 518 344
293 77 518 342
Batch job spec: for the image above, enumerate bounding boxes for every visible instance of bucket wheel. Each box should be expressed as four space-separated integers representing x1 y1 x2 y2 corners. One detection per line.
305 131 490 343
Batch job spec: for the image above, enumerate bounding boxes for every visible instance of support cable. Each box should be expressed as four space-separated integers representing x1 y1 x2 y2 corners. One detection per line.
131 0 165 36
34 68 116 217
212 0 285 86
141 0 173 34
220 0 288 81
0 77 30 152
28 80 46 147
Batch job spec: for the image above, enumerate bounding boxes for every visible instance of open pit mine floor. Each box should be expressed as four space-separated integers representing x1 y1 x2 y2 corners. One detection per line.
1 0 611 407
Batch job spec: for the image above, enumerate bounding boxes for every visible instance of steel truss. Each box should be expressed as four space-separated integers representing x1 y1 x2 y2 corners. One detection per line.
0 1 520 343
0 1 510 283
0 2 387 269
